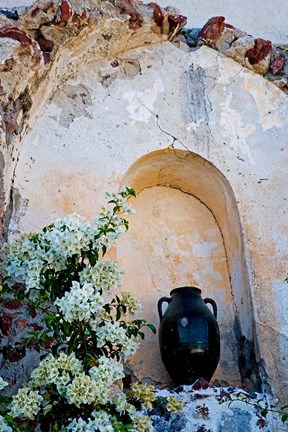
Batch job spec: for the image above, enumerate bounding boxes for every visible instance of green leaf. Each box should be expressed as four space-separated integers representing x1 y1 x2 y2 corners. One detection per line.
146 323 156 334
123 186 136 198
116 307 121 321
282 413 288 423
261 408 268 418
63 321 71 335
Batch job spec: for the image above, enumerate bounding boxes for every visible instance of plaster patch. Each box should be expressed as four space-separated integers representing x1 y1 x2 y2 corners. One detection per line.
219 92 255 162
273 281 288 328
50 83 92 128
97 58 141 87
243 75 287 131
192 241 218 258
123 77 164 123
217 55 245 86
189 45 219 69
8 188 29 238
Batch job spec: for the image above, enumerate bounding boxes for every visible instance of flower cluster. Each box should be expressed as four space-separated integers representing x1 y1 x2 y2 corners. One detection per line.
2 189 133 294
10 387 43 420
95 321 139 360
66 410 117 432
79 260 123 293
55 281 104 323
128 383 156 410
30 352 83 393
166 395 185 413
89 356 124 385
121 292 143 314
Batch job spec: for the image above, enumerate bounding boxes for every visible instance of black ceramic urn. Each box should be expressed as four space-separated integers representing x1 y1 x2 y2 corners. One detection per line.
158 286 220 385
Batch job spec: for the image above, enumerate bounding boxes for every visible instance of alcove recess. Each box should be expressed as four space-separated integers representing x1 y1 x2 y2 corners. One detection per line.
116 148 260 389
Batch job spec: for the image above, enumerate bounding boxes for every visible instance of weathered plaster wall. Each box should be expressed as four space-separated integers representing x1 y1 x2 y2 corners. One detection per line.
0 0 186 245
6 35 288 404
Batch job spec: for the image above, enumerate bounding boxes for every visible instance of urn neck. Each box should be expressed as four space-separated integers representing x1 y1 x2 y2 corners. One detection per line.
170 286 202 297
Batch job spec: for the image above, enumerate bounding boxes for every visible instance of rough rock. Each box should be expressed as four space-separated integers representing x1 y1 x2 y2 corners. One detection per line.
187 16 288 91
220 407 252 432
197 16 225 45
222 34 255 64
0 313 13 336
245 38 272 74
152 386 285 431
270 56 285 75
2 299 23 310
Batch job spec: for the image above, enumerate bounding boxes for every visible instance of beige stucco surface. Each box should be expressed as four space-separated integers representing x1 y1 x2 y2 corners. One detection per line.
8 42 288 400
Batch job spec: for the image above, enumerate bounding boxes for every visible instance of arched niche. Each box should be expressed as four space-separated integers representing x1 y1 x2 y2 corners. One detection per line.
117 148 259 388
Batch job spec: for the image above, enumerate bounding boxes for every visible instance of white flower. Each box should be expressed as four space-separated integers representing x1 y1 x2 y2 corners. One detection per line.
90 410 115 431
2 189 134 293
112 393 128 414
65 411 116 432
121 292 142 314
30 352 83 391
65 417 93 432
0 415 12 432
132 415 154 432
66 374 100 407
94 322 139 360
0 377 8 391
121 337 139 360
89 357 124 384
55 281 104 323
79 260 123 293
10 387 43 420
95 321 127 348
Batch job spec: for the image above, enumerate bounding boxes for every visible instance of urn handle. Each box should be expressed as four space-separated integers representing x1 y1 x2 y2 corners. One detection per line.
204 298 217 319
158 297 171 321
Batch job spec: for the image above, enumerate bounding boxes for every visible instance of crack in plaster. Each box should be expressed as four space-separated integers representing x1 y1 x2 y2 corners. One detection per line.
134 96 190 155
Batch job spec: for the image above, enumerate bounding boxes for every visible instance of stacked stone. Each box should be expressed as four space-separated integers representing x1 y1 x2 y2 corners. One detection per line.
184 16 288 93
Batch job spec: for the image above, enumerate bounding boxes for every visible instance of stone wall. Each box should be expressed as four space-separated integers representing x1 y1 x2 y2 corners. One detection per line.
5 0 288 43
0 0 288 408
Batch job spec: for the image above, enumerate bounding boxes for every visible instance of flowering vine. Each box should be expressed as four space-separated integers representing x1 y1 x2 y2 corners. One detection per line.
0 187 183 431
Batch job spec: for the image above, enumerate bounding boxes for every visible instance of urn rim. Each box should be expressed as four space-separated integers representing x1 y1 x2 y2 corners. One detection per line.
170 286 202 296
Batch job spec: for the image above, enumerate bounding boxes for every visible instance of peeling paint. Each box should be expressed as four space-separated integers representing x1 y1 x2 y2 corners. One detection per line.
123 77 164 123
50 83 92 128
219 92 256 163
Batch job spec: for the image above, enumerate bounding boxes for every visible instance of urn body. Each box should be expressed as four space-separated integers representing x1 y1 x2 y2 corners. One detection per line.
158 286 220 384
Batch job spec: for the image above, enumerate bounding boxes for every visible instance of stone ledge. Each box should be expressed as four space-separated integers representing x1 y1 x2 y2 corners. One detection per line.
183 16 288 94
152 379 286 432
